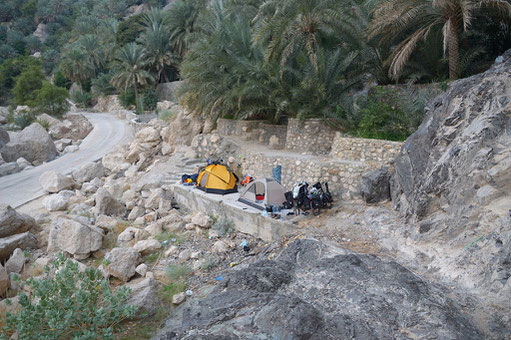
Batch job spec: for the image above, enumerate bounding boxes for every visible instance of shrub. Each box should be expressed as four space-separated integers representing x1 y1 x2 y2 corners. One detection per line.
13 111 35 129
165 264 191 281
141 89 157 111
12 64 45 105
159 109 177 122
71 91 93 108
30 81 70 117
118 90 136 109
91 73 116 98
213 217 234 237
159 282 186 303
53 70 72 89
0 253 136 340
35 118 50 131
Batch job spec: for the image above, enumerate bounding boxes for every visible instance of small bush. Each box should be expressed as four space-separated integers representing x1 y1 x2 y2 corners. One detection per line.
35 118 50 131
141 89 157 111
213 217 234 237
91 73 116 98
159 282 186 303
30 81 69 117
165 264 191 282
13 111 35 129
143 253 160 265
12 64 45 105
71 91 93 108
155 232 185 245
0 253 136 340
158 109 177 122
119 90 136 109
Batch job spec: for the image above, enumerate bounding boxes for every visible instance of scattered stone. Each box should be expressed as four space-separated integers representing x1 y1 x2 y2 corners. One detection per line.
95 215 118 231
0 162 20 176
94 188 127 217
5 248 27 274
212 240 229 253
98 264 110 279
47 217 103 259
178 249 192 262
0 232 37 262
0 204 36 238
64 145 79 153
161 142 173 156
165 246 178 257
133 239 161 255
145 271 154 279
191 212 212 229
136 263 148 277
125 278 159 319
190 251 201 260
1 123 58 165
360 167 391 204
136 127 160 143
43 190 75 211
145 223 162 236
171 292 186 305
145 189 162 210
72 161 105 184
54 138 72 152
40 171 76 193
117 227 144 248
16 158 31 170
128 206 145 221
105 247 141 282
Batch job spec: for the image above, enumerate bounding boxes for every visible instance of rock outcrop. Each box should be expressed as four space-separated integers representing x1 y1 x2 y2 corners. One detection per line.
155 239 481 339
360 167 391 203
0 128 9 149
1 123 58 165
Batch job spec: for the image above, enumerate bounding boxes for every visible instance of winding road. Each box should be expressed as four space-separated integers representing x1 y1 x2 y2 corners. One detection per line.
0 113 133 208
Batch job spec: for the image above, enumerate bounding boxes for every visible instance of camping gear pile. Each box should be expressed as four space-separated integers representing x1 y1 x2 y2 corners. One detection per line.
288 181 333 216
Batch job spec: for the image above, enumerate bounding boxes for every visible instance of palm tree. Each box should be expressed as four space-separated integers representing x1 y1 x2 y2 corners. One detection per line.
138 8 175 83
77 34 106 77
59 47 95 92
166 0 206 58
368 0 511 80
111 43 154 112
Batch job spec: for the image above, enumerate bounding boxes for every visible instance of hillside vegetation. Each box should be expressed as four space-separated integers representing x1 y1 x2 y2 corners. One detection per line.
1 0 510 139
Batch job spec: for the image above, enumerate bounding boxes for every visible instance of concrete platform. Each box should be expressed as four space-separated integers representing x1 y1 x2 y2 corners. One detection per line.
173 185 295 242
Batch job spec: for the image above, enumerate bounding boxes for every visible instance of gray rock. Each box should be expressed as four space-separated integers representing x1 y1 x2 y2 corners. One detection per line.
117 227 144 248
1 123 58 165
47 216 103 259
156 81 184 101
72 161 105 184
33 23 48 43
0 127 9 149
105 247 141 282
128 206 145 221
16 157 31 170
5 248 27 274
40 171 76 193
133 239 161 255
64 145 79 153
94 188 127 217
0 204 36 238
125 278 159 319
171 292 186 305
155 239 482 340
360 167 391 203
0 264 8 293
0 232 37 262
0 162 20 176
54 138 72 152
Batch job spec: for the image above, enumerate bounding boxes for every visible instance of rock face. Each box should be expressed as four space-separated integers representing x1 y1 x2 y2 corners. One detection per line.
160 105 203 146
1 123 58 165
48 217 103 259
391 50 511 302
155 239 482 339
360 167 391 203
0 204 36 238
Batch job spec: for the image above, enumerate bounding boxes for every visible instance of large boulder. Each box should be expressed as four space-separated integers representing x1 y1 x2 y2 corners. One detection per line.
105 247 141 282
94 188 127 217
43 190 75 212
1 123 58 165
36 114 66 137
0 205 36 238
391 50 511 302
40 171 76 193
0 127 9 149
72 161 105 184
156 81 184 102
135 127 160 144
47 217 103 259
124 278 159 319
360 167 391 203
155 239 482 339
5 248 27 274
0 232 37 262
160 105 204 146
33 23 48 43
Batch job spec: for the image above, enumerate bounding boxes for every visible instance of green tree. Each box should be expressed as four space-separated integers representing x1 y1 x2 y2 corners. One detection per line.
12 64 45 105
30 81 70 117
111 42 154 112
368 0 511 80
59 46 94 91
166 0 206 58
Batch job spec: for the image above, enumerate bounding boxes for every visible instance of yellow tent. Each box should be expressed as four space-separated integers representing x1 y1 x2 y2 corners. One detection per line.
196 163 238 195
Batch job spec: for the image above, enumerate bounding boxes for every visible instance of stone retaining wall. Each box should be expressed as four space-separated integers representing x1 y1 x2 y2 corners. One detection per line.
330 132 403 166
285 119 336 155
216 119 287 148
216 119 265 138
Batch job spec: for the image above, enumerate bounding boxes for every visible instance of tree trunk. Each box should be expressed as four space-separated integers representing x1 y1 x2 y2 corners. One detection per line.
134 79 139 113
448 19 460 80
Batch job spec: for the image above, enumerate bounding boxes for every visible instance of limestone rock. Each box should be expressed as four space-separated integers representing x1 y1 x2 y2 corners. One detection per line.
95 215 118 231
165 246 178 257
133 239 161 255
117 227 144 248
94 188 126 217
33 23 48 43
178 249 191 262
43 190 75 211
360 167 391 204
48 217 103 259
0 127 9 149
156 81 184 102
0 204 36 238
40 171 76 193
155 239 482 339
0 162 20 176
172 292 186 305
136 127 160 143
72 161 105 184
212 240 228 253
105 247 141 282
0 232 37 262
128 206 145 221
5 248 27 274
16 157 31 170
54 138 72 152
0 264 8 294
125 278 159 318
1 123 58 165
136 263 148 277
191 212 212 229
64 145 79 153
145 223 162 236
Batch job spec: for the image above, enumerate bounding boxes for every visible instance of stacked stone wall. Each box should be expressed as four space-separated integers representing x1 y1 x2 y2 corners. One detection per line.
285 119 336 155
330 132 403 167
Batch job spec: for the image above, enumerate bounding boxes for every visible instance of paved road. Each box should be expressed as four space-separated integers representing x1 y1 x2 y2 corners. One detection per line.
0 113 133 208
